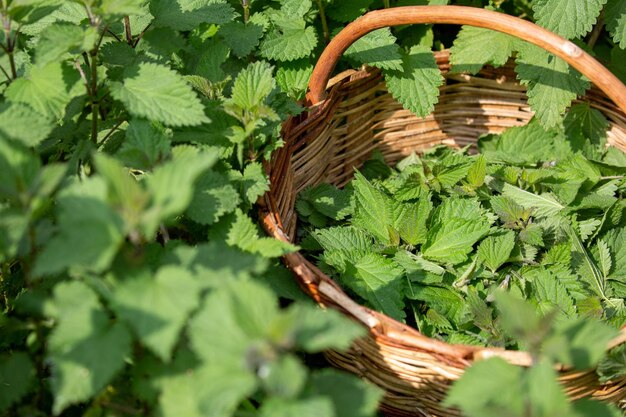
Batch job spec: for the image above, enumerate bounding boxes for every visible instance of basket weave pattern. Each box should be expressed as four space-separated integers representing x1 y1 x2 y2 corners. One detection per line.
260 9 626 416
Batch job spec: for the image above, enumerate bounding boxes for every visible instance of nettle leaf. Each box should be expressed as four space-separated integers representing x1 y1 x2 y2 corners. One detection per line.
186 170 240 225
326 0 373 22
298 183 353 221
477 231 516 273
276 59 314 100
5 61 80 119
110 62 210 127
602 227 626 279
259 397 334 417
450 26 517 74
117 119 171 170
306 369 384 417
515 44 589 128
150 0 235 31
281 0 313 17
597 344 626 383
227 209 298 257
606 0 626 48
501 183 564 218
392 195 432 246
532 0 606 39
0 353 35 412
241 162 270 203
260 354 307 399
112 266 201 362
344 28 403 71
532 268 576 317
352 171 396 244
597 240 613 278
466 155 486 187
384 45 444 118
35 23 97 66
345 253 405 320
564 103 610 151
0 103 54 147
45 281 132 415
260 19 318 62
314 226 372 259
219 21 264 58
228 61 275 112
99 0 146 17
33 177 126 276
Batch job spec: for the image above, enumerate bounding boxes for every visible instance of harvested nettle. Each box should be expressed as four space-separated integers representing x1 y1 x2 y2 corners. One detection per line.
296 112 626 416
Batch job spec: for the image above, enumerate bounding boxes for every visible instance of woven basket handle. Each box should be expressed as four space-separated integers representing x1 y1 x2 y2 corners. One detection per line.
306 5 626 114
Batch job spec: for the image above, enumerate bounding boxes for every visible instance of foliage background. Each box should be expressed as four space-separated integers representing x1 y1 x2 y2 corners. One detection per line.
0 0 624 416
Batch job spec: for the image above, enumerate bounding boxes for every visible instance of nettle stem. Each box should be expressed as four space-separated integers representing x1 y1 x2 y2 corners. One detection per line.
2 13 17 79
242 0 250 23
587 10 605 49
315 0 330 44
123 16 133 45
383 0 390 9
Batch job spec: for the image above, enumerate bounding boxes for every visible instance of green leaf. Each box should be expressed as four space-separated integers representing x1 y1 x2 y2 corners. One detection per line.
150 0 235 31
228 61 275 112
344 28 403 71
298 183 353 221
515 44 589 128
144 147 218 234
241 162 270 203
0 353 35 412
326 0 373 22
490 195 531 227
532 0 606 39
35 23 96 66
450 26 517 74
606 0 626 48
494 291 544 344
259 397 334 417
423 218 490 265
281 0 312 17
219 21 264 58
314 226 372 268
344 253 405 320
227 210 298 257
5 62 80 119
602 227 626 279
532 268 576 317
501 183 564 217
466 155 486 187
112 266 201 362
543 317 618 369
526 359 571 417
186 170 241 225
564 103 610 152
260 20 318 62
110 62 209 127
597 240 612 278
159 363 256 417
260 354 307 398
99 0 146 16
276 59 313 100
444 358 524 417
306 369 384 417
289 304 365 352
33 177 125 276
597 344 626 383
0 103 54 147
393 196 432 246
117 119 171 170
45 281 132 414
477 231 516 273
352 171 396 244
409 285 466 325
384 45 444 118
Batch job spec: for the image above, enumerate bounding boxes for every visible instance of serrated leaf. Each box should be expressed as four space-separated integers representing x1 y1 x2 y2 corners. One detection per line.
532 268 576 317
281 0 312 17
532 0 606 39
602 227 626 279
186 170 240 225
515 44 589 128
117 119 171 170
306 369 384 417
450 26 517 74
393 195 432 246
352 171 396 244
99 0 146 16
276 59 313 100
260 21 317 62
344 28 403 71
606 0 626 48
35 23 96 65
501 183 564 217
219 21 263 58
45 281 132 415
113 266 200 362
0 353 35 412
477 231 515 273
5 61 80 119
241 162 270 203
466 155 486 187
227 210 297 257
298 183 353 221
564 103 610 152
345 253 405 320
409 285 466 325
423 218 490 265
150 0 235 31
384 45 444 118
597 344 626 383
229 61 275 111
597 240 613 279
110 62 209 127
0 103 54 147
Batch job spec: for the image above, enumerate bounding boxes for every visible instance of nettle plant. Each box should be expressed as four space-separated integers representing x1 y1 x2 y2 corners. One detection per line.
0 0 625 416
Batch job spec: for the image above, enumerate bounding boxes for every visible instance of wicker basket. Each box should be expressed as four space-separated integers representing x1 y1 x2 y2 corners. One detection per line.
260 6 626 417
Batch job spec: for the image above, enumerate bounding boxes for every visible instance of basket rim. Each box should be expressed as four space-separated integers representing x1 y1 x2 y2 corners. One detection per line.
261 55 626 371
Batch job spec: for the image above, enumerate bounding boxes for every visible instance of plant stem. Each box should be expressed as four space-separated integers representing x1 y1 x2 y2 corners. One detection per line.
90 50 98 144
587 10 604 49
315 0 330 44
99 119 125 148
132 23 151 48
123 16 133 45
242 0 249 23
2 14 16 79
383 0 390 9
